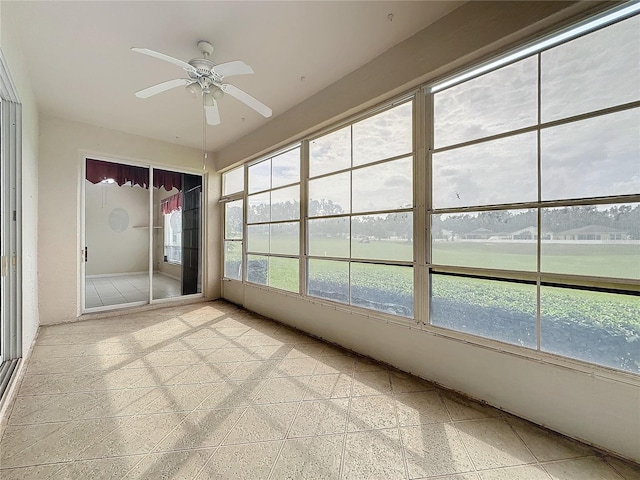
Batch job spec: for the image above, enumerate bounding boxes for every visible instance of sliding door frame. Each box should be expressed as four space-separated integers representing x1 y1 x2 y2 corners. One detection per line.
80 153 205 314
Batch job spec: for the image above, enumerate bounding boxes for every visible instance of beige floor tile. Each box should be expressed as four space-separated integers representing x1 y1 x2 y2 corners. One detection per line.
78 412 186 459
348 395 397 432
85 386 161 418
249 344 294 360
395 390 451 426
0 464 66 480
354 356 387 372
305 373 353 400
141 383 218 414
351 370 392 396
168 363 237 385
53 455 144 480
479 465 552 480
273 357 318 377
26 355 97 375
456 418 536 470
2 418 120 468
204 346 251 363
544 457 630 480
17 372 97 395
401 423 475 478
225 359 280 381
433 474 480 480
196 379 264 409
154 408 245 451
342 428 406 479
314 354 356 375
223 402 299 445
197 440 282 479
253 375 310 404
9 391 101 425
507 417 594 462
285 342 329 359
389 370 435 393
442 392 503 421
124 449 214 479
289 398 349 437
271 434 344 479
606 456 640 480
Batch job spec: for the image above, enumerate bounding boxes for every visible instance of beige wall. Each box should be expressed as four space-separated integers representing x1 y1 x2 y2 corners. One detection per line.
1 11 40 353
85 180 149 276
219 1 639 463
38 115 216 324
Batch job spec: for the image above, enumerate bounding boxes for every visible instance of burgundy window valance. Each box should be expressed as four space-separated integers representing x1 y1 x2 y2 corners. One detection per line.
161 193 182 215
86 159 182 192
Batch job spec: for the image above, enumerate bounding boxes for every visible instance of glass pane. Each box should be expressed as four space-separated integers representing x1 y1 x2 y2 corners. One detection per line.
353 102 413 166
247 192 270 224
271 222 299 255
541 286 640 373
308 217 350 258
308 259 349 304
432 132 537 208
541 108 640 201
269 257 299 293
308 172 351 216
309 125 351 178
351 213 413 261
351 263 413 317
248 159 271 193
223 166 244 196
541 15 640 122
352 157 412 213
247 224 269 253
224 241 242 280
272 147 300 188
271 185 300 222
434 57 538 148
541 203 640 280
224 200 243 240
85 168 150 309
431 274 537 348
432 209 537 271
247 254 268 285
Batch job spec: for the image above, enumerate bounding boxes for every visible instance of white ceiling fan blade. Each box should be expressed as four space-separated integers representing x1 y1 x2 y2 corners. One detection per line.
221 84 272 118
205 101 221 125
135 78 190 98
131 47 196 73
212 61 254 78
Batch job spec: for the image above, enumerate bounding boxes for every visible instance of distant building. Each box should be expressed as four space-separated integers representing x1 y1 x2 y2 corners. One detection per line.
463 228 493 239
556 225 628 241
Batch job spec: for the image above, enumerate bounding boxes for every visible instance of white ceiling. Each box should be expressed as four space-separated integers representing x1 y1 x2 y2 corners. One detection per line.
4 1 462 152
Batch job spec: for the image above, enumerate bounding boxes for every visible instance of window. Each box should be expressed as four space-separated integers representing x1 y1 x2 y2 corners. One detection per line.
308 100 414 317
222 166 245 281
220 5 640 376
163 209 182 264
246 147 301 293
429 12 640 373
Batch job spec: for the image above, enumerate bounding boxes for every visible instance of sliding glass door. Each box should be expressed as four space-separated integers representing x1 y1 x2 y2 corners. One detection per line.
83 159 203 312
84 159 150 309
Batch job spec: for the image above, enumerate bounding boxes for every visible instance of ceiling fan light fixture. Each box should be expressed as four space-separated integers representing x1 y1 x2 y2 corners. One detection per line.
185 83 199 96
211 86 224 100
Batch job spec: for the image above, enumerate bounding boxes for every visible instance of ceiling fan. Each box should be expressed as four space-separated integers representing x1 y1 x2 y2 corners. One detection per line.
132 40 272 125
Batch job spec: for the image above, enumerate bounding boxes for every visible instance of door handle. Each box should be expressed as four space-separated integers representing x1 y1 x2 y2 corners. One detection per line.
83 247 88 262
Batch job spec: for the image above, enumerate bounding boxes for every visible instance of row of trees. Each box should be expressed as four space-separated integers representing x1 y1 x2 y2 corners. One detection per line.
228 202 639 240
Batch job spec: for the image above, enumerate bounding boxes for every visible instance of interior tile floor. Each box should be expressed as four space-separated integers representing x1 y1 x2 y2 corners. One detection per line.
85 273 182 308
1 301 638 480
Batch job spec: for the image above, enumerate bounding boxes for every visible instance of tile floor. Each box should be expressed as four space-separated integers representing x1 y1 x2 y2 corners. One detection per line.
1 300 639 480
85 274 182 308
